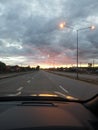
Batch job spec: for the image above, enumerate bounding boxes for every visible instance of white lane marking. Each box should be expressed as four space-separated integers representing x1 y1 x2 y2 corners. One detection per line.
59 85 69 94
27 80 31 83
15 91 21 96
7 92 21 96
17 87 23 91
54 91 68 97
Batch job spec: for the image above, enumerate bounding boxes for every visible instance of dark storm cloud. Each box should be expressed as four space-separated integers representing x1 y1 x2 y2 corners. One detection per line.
0 0 98 65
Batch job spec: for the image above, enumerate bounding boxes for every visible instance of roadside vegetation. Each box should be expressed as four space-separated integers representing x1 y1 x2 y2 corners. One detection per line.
0 61 40 74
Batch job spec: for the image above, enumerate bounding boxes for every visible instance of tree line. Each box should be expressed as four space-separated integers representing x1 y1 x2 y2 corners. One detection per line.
0 61 40 73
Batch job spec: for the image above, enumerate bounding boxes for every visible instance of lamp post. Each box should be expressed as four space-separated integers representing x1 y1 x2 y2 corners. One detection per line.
76 30 79 79
59 22 95 79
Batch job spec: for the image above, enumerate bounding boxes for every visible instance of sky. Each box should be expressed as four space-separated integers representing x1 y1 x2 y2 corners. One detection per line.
0 0 98 68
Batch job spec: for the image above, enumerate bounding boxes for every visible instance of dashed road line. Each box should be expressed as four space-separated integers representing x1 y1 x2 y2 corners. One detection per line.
59 85 69 94
54 91 68 97
7 91 21 96
15 91 22 96
27 80 31 83
17 87 23 91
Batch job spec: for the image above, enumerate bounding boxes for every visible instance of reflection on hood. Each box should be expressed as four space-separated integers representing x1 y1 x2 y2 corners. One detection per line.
0 90 78 101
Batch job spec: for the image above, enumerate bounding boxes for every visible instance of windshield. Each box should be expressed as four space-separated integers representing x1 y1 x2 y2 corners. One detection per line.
0 0 98 100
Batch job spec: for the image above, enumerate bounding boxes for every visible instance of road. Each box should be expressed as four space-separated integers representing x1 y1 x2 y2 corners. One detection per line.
48 71 98 80
0 70 98 100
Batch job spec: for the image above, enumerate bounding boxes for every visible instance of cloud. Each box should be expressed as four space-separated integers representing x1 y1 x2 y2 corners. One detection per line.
0 0 98 66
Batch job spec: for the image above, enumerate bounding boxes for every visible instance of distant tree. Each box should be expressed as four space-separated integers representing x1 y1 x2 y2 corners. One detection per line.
36 65 40 70
0 61 6 72
88 63 92 68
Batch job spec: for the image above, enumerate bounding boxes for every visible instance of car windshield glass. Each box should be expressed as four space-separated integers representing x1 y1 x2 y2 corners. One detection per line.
0 0 98 100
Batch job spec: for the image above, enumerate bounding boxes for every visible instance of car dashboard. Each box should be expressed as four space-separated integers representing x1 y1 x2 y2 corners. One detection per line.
0 99 98 130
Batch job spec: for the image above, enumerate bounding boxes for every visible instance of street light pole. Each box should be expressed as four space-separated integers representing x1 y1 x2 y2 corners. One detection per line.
76 30 79 79
59 22 95 79
76 26 95 79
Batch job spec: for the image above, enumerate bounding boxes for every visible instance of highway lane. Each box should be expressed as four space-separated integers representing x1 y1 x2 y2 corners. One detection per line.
43 71 98 99
0 70 98 100
0 71 61 97
49 71 98 81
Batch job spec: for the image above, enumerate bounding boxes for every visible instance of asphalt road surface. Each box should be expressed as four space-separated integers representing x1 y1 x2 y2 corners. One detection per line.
49 71 98 81
0 70 98 100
